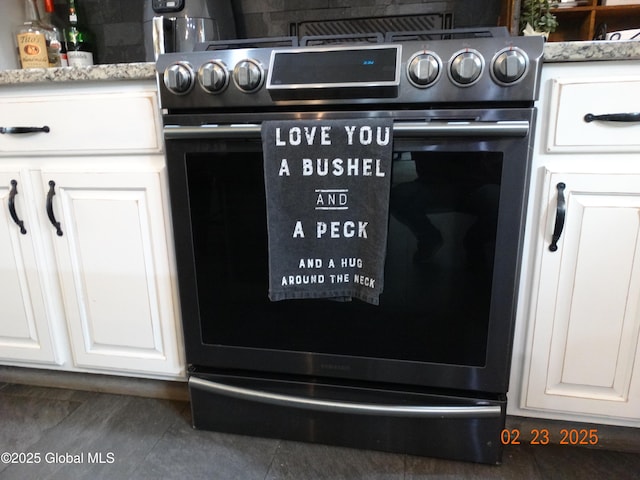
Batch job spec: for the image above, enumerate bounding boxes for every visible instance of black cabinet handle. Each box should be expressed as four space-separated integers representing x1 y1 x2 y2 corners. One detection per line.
584 113 640 123
8 180 27 235
46 181 63 237
0 126 50 134
549 182 566 252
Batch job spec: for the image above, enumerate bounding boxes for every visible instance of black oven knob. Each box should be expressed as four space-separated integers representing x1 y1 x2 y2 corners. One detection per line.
163 62 195 95
198 61 229 94
407 52 441 88
449 50 484 86
233 59 263 92
492 48 528 85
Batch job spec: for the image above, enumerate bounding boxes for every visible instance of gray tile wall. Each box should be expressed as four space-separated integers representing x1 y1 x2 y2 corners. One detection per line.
52 0 146 64
51 0 502 64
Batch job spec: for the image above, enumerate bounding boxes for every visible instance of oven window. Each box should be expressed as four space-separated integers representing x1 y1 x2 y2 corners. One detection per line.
186 149 502 367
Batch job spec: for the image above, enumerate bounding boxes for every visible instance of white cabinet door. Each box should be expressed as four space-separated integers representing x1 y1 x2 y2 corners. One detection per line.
0 171 59 364
525 170 640 419
39 170 183 377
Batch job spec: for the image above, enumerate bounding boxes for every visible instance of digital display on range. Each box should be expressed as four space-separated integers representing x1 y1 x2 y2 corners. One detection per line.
268 46 400 87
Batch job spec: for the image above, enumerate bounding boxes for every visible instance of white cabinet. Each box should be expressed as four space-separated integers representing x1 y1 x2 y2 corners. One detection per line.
0 81 184 380
0 171 58 364
545 76 640 153
509 61 640 427
525 171 640 420
0 90 162 156
39 170 182 376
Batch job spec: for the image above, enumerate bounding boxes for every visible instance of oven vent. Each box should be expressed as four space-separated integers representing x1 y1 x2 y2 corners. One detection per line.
290 13 454 42
385 27 510 42
196 36 299 51
300 33 384 46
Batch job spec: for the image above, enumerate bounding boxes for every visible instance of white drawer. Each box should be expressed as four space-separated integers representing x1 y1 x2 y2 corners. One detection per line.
0 90 162 156
545 76 640 153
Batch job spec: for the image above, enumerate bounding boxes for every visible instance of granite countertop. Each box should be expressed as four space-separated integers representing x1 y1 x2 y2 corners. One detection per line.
0 41 638 85
544 40 640 62
0 62 156 85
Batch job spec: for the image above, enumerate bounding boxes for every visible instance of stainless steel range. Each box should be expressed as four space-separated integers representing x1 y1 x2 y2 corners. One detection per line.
156 28 544 464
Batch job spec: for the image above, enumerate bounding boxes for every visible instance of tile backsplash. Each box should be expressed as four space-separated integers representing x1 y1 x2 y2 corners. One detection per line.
51 0 502 65
50 0 145 64
0 0 23 70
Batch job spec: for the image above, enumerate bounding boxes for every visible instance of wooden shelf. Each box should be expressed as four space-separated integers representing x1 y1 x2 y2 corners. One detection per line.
500 0 640 41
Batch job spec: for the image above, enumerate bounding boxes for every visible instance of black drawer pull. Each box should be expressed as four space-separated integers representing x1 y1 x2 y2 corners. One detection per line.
584 113 640 123
8 180 27 235
0 126 50 134
46 181 63 237
549 182 566 252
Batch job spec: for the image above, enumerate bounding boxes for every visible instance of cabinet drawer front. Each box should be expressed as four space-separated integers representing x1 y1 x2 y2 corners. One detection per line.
0 91 162 155
546 76 640 153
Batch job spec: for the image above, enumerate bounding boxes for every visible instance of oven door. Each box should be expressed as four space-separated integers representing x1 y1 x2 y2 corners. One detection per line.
164 108 534 395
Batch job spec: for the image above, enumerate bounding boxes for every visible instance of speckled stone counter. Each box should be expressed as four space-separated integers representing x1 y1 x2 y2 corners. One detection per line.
0 41 638 85
543 40 640 63
0 62 156 85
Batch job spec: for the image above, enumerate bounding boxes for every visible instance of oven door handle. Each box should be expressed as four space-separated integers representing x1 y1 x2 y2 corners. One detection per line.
189 377 502 418
163 121 529 140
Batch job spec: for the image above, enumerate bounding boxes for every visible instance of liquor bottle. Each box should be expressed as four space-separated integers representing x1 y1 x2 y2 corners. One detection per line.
65 0 95 67
15 0 61 68
43 0 68 66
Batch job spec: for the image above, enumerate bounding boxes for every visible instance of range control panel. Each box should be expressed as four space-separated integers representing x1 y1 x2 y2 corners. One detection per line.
156 35 544 111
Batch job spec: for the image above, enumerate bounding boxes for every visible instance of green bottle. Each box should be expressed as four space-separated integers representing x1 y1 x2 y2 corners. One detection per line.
65 0 95 66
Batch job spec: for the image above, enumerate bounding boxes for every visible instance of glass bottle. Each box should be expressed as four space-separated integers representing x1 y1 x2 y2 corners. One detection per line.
15 0 60 68
43 0 68 66
65 0 95 67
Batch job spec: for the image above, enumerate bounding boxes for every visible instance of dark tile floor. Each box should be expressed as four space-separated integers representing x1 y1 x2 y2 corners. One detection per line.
1 381 639 479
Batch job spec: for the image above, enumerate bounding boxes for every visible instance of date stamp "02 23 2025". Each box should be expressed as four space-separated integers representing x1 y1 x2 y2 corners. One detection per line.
501 428 600 446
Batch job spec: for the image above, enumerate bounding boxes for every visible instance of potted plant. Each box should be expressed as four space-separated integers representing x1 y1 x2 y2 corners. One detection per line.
520 0 559 38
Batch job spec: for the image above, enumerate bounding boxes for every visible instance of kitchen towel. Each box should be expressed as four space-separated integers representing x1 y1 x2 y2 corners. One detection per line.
262 117 394 305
